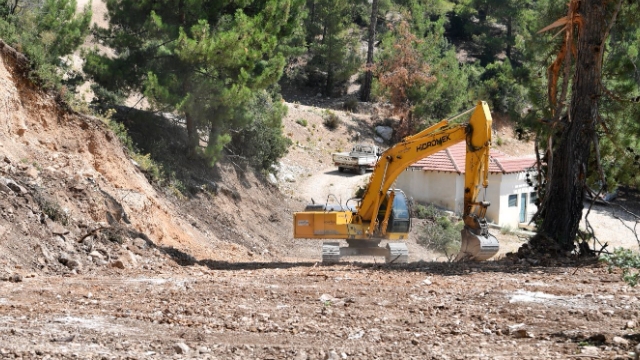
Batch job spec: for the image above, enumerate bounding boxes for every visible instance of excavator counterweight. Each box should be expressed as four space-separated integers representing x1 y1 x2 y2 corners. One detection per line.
293 101 500 263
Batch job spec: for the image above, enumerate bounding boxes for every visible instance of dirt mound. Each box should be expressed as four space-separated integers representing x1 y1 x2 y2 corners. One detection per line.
0 43 301 279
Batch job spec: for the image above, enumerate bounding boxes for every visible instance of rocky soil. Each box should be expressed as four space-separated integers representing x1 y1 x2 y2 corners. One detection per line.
2 263 640 359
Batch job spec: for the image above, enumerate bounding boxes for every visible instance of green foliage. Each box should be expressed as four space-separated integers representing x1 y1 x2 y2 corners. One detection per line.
296 118 308 127
323 110 341 130
601 248 640 287
227 90 293 170
415 202 462 255
85 0 306 167
0 0 91 90
305 0 361 96
413 203 440 221
476 60 528 120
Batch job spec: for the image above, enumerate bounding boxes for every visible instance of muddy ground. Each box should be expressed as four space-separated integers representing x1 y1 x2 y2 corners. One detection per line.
1 261 639 359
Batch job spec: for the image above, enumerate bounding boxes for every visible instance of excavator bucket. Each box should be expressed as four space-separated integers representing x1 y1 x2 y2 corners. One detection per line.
457 227 500 261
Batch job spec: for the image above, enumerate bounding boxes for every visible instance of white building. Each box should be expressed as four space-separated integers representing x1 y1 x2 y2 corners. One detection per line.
396 142 538 228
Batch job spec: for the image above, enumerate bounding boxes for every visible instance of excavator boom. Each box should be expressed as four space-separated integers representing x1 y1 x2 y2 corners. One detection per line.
293 101 499 263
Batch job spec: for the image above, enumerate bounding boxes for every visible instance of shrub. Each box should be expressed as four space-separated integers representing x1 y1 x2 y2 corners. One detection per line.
323 110 341 130
296 118 308 127
601 248 640 287
33 189 69 226
413 203 440 220
343 98 358 112
417 210 463 256
418 216 464 256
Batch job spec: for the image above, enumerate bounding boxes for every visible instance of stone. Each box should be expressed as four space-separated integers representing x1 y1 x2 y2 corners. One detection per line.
0 181 11 194
3 179 27 195
626 320 636 329
132 238 147 249
89 251 104 260
267 173 278 184
581 346 599 355
46 220 69 235
327 350 340 360
174 342 190 355
24 167 38 179
197 346 210 354
422 278 432 285
58 253 81 269
375 126 393 141
512 329 534 339
612 336 629 347
8 273 22 283
110 260 125 269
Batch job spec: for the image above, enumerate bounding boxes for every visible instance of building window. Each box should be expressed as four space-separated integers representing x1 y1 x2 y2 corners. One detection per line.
508 194 517 207
530 192 537 204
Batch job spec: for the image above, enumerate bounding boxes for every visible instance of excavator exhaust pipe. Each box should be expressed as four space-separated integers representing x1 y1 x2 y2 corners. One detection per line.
457 227 500 261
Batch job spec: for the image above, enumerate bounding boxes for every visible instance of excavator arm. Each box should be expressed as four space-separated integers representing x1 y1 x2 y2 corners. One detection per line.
293 101 499 262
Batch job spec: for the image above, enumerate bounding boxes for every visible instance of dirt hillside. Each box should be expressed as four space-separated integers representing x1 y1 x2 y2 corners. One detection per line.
0 42 308 282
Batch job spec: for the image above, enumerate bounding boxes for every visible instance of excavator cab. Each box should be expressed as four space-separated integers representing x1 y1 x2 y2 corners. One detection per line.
376 190 411 236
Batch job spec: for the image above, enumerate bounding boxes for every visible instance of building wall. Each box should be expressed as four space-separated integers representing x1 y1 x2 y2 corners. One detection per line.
397 169 538 228
498 171 538 227
395 170 462 212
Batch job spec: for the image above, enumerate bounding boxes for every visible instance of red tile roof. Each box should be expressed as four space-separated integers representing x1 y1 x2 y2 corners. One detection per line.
410 142 536 174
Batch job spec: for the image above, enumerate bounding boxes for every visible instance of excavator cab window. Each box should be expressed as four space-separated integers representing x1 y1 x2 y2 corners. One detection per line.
388 191 410 233
377 190 411 234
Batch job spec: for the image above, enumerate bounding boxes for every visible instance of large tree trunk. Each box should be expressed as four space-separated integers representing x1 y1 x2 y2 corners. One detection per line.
538 0 607 252
360 0 379 102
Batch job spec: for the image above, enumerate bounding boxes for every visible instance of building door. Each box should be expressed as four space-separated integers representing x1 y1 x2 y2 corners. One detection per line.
519 193 527 223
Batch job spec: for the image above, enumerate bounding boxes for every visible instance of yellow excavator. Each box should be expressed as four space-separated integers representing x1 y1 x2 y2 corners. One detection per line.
293 101 499 263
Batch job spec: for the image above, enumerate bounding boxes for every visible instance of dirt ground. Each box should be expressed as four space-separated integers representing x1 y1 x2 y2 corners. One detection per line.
2 262 640 359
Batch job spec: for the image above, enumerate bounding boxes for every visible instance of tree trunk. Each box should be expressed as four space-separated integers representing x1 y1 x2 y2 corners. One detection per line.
185 112 198 157
539 0 607 252
360 0 379 102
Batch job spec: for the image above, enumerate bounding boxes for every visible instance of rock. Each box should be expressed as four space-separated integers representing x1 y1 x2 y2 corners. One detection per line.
58 253 81 270
89 251 104 261
110 260 125 269
46 220 69 235
327 350 340 360
133 238 147 249
635 343 640 360
626 320 637 329
512 329 534 339
602 309 615 316
3 179 27 195
174 342 190 355
267 173 278 184
0 224 7 239
126 251 138 268
283 173 296 182
319 294 336 303
373 136 384 143
0 181 11 194
422 278 432 285
197 346 210 354
581 346 599 355
294 350 309 360
375 126 393 141
613 336 629 347
24 167 38 179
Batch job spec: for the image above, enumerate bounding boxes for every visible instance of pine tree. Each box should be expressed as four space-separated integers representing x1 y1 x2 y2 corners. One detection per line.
85 0 305 161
